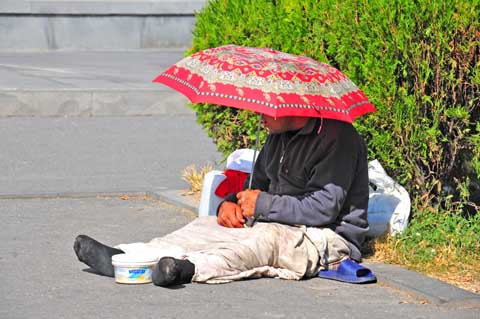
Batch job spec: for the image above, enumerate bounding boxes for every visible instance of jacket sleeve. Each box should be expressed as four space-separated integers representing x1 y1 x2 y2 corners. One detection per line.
253 130 358 227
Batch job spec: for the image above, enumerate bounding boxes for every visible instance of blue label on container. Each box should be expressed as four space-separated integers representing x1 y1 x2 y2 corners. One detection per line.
128 268 147 278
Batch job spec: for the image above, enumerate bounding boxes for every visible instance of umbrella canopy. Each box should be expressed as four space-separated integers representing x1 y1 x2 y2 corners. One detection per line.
153 44 376 123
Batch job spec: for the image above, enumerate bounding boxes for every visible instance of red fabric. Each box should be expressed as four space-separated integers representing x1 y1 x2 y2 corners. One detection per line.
215 169 249 198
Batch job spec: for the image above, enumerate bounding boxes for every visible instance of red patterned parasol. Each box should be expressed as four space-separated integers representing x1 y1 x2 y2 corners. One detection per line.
153 44 376 123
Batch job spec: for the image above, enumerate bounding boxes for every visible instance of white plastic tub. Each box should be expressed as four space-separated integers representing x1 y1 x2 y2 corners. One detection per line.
111 253 159 284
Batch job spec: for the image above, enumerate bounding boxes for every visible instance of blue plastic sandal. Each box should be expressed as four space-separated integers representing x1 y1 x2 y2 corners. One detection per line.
317 259 377 284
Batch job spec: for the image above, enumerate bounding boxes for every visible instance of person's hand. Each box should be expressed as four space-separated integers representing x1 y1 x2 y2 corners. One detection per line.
217 201 245 228
237 190 261 218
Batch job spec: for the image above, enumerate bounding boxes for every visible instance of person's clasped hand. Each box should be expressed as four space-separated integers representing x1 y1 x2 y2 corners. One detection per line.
217 189 261 228
217 201 245 228
236 189 261 218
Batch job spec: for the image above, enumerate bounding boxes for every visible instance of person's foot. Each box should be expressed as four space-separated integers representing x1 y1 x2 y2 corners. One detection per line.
151 257 195 287
74 235 123 277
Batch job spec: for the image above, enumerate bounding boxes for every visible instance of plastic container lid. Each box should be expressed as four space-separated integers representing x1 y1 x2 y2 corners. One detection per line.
111 253 159 266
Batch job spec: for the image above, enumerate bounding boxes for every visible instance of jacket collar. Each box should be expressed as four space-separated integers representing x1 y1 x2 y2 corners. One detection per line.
297 118 320 135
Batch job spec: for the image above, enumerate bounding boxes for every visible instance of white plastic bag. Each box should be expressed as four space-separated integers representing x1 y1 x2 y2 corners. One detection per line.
367 160 411 238
226 148 258 173
198 170 226 217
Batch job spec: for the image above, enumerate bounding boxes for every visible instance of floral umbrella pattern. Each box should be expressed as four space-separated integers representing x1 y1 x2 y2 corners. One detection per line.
153 45 376 123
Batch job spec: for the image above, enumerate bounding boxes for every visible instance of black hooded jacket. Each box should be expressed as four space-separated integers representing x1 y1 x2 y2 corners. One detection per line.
227 118 369 260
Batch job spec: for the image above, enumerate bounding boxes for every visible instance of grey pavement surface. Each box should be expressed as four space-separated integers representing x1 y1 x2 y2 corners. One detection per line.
0 115 223 196
0 50 182 90
1 196 479 319
0 51 193 116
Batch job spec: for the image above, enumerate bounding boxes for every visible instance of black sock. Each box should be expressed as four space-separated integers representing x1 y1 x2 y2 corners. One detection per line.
74 234 123 277
151 257 195 287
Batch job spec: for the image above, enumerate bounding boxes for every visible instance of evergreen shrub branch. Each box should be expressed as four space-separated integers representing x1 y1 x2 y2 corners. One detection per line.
189 0 479 216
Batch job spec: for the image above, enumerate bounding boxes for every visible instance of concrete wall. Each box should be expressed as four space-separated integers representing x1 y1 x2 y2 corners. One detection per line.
0 0 207 51
0 0 207 15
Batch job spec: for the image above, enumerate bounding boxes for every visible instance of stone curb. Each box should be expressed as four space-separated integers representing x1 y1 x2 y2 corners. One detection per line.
0 50 194 116
150 189 198 213
0 190 153 200
0 89 193 117
364 262 480 308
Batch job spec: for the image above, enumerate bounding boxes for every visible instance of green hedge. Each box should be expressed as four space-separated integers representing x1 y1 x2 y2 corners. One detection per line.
188 0 479 214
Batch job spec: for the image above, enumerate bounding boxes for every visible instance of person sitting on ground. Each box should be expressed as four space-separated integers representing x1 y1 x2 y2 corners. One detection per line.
74 115 369 287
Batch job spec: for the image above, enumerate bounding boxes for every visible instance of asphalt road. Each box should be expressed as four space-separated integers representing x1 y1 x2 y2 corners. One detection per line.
2 196 478 319
0 115 223 196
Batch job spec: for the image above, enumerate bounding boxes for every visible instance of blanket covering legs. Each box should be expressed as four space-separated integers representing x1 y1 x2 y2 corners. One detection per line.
116 217 351 284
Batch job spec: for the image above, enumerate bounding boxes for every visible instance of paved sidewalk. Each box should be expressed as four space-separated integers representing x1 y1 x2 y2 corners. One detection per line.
0 50 191 116
0 115 223 196
1 195 479 319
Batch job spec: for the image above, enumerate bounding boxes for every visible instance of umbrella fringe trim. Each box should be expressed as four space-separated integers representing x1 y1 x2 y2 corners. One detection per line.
158 73 372 115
